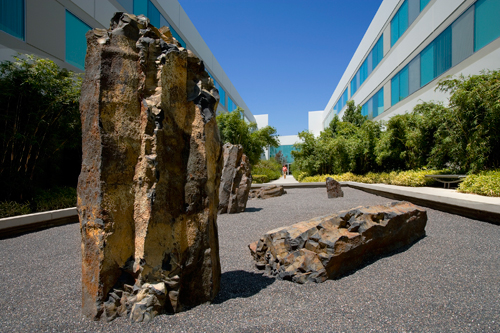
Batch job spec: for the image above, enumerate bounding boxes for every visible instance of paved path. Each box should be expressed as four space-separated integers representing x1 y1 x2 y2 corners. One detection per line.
267 174 299 184
0 187 498 332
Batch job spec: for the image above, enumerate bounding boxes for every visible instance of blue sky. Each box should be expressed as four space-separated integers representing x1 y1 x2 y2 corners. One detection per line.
177 0 383 136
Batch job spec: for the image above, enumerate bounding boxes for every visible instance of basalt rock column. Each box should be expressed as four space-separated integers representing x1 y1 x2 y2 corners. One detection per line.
218 143 252 214
77 13 222 321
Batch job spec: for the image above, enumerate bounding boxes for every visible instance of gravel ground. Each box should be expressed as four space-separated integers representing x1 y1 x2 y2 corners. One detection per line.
1 187 499 332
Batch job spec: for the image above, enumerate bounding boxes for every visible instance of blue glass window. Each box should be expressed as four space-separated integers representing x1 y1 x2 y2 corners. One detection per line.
270 145 296 163
452 6 474 66
65 11 92 70
391 74 400 106
169 26 186 48
391 65 409 106
359 60 368 85
227 98 237 112
133 0 147 16
420 43 434 86
147 0 160 28
116 0 133 13
350 35 384 97
0 0 25 40
362 87 384 119
434 26 452 78
420 0 431 11
474 0 500 51
372 36 384 68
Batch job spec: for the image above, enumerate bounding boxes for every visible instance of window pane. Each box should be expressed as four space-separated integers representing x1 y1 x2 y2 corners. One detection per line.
147 1 160 28
170 27 186 48
399 66 409 101
408 54 420 94
116 0 133 13
350 77 357 96
399 1 409 39
474 0 500 51
391 11 399 47
367 49 373 74
361 103 368 117
452 6 474 67
391 74 400 106
408 0 420 25
420 43 434 86
66 11 92 70
420 0 431 11
160 15 169 29
376 87 384 117
367 97 374 119
0 0 24 40
434 26 452 77
359 60 368 85
373 36 384 68
133 0 147 16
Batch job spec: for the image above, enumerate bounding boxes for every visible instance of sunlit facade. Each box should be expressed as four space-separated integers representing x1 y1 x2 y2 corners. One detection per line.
313 0 500 132
0 0 255 121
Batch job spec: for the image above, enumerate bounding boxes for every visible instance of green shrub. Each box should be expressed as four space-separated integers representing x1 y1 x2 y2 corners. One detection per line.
458 170 500 197
0 201 31 218
252 159 281 181
33 186 77 212
252 175 269 184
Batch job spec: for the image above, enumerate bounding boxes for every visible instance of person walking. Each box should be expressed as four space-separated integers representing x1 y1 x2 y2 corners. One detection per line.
282 165 288 179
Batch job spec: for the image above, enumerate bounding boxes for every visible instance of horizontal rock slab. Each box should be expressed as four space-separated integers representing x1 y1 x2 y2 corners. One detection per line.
249 185 286 199
249 201 427 283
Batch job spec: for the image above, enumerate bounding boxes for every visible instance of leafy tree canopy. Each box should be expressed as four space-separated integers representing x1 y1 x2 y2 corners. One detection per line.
0 55 82 201
216 107 279 165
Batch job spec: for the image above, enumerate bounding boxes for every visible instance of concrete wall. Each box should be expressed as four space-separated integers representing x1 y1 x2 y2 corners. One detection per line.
308 111 324 137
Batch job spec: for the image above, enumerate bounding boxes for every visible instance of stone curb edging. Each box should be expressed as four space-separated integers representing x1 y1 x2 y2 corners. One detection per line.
2 181 499 237
0 207 79 239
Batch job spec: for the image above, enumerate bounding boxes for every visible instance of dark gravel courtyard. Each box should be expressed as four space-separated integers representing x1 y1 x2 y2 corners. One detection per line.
1 187 499 332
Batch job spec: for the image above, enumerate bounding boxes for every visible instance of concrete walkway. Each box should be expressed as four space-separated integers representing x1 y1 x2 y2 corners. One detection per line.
267 175 299 184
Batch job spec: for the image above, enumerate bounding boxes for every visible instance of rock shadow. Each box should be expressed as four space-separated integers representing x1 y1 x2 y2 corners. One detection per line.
244 207 263 213
213 270 275 304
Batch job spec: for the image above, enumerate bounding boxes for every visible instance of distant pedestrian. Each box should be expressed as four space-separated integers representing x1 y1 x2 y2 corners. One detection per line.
282 165 288 179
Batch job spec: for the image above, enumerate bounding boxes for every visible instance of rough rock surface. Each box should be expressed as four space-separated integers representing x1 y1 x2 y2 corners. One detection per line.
326 177 343 198
249 201 427 283
218 143 252 214
77 13 222 322
249 185 287 199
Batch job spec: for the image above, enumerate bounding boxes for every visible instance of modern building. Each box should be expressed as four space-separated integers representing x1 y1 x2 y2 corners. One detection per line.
0 0 256 122
312 0 500 132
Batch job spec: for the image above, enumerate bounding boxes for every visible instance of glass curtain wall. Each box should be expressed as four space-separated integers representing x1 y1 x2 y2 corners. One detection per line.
350 35 383 96
391 0 431 47
361 87 384 119
65 11 92 70
391 0 500 106
0 0 25 40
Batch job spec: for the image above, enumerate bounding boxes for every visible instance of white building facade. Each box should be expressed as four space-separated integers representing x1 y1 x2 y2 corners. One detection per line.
312 0 500 132
0 0 256 122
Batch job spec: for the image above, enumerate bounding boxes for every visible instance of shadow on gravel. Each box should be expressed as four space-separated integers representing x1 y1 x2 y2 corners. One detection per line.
244 207 263 213
213 270 275 304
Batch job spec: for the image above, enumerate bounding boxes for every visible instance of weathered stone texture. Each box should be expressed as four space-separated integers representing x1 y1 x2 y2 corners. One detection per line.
218 143 252 214
249 202 427 284
326 177 343 198
77 13 222 322
249 185 287 199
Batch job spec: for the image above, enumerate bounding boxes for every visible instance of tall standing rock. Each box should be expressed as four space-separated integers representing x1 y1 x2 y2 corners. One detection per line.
218 143 252 214
77 13 222 321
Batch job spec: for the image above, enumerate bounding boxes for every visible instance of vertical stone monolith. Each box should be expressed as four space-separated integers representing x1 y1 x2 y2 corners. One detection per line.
77 13 222 322
218 143 252 214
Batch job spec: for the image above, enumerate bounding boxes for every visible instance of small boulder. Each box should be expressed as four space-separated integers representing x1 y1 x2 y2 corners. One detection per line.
249 185 287 199
326 177 343 198
249 201 427 283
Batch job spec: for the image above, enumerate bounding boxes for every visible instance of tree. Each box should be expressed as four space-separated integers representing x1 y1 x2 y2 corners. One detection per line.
342 100 367 127
0 55 82 201
216 107 279 165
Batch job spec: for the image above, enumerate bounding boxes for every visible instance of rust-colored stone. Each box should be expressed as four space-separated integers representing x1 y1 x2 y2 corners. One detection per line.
249 202 427 283
77 13 222 321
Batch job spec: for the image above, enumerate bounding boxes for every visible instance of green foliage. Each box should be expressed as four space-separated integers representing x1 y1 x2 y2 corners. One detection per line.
251 175 269 184
292 101 380 176
434 70 500 172
342 100 367 127
252 159 281 182
0 201 31 218
217 107 279 165
0 186 76 218
299 169 449 187
458 170 500 197
0 55 82 201
33 186 77 212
